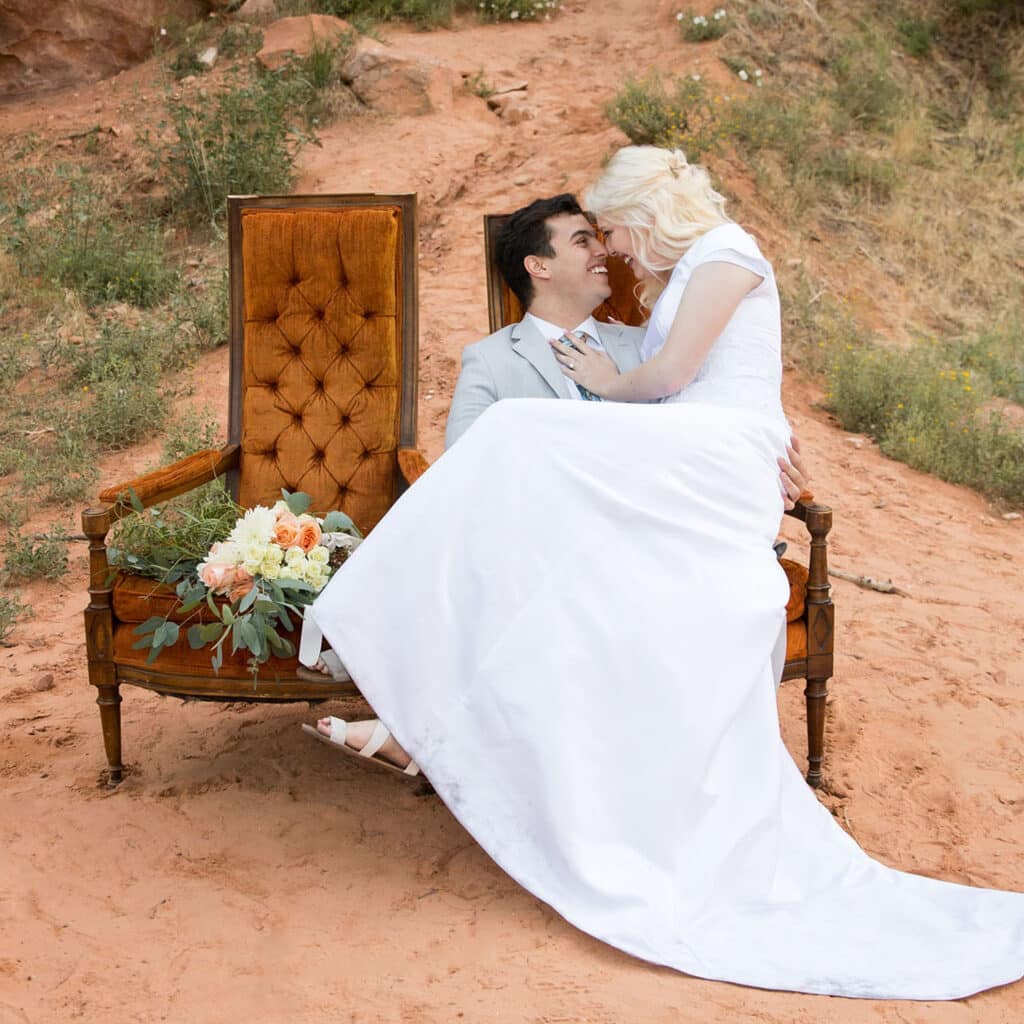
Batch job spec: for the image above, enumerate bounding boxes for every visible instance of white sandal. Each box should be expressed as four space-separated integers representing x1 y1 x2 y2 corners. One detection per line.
301 717 421 779
297 617 351 683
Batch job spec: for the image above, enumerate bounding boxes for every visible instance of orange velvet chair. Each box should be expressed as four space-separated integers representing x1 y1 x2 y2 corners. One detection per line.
483 213 836 787
82 195 426 784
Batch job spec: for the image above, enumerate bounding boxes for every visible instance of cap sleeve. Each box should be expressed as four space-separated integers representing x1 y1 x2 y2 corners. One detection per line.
688 223 771 281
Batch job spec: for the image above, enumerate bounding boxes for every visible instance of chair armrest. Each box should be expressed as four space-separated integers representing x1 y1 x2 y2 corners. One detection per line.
397 447 431 486
98 444 240 519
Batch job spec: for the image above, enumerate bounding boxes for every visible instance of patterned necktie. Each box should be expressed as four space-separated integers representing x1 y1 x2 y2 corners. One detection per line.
566 332 603 402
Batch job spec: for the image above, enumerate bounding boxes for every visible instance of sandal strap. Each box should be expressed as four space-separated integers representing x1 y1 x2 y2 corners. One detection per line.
357 720 392 760
403 760 421 776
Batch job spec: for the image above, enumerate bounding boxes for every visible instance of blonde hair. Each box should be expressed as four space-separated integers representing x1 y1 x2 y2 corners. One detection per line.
586 146 730 307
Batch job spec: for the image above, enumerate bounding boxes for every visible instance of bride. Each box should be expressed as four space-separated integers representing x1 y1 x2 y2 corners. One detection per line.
301 146 1024 999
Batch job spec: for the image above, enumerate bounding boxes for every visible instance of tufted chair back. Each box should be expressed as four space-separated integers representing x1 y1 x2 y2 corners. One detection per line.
227 195 418 531
483 213 647 333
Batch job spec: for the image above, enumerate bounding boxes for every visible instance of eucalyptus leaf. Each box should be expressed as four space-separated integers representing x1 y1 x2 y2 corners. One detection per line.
133 615 166 637
282 489 312 516
322 510 358 534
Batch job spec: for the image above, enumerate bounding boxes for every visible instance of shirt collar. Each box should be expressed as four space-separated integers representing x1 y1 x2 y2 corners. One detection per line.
524 312 601 341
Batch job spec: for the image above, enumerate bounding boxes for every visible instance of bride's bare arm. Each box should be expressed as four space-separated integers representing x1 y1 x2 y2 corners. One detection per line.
551 262 762 402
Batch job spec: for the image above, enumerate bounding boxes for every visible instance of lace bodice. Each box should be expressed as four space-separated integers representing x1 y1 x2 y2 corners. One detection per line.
642 222 785 422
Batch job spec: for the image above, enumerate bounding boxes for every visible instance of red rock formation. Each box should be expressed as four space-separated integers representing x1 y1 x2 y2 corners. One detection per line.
0 0 206 98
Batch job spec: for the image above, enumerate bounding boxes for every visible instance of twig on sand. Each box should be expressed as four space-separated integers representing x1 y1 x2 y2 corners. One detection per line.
829 567 911 597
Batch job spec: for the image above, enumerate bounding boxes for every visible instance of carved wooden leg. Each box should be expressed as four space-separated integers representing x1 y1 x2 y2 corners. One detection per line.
804 675 829 788
97 684 123 783
83 506 124 784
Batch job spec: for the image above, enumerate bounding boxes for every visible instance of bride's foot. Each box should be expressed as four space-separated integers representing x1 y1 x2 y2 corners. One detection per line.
296 648 351 684
305 717 420 777
317 717 412 768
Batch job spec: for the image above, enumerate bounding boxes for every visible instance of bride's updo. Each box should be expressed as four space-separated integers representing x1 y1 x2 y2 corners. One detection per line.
586 146 730 306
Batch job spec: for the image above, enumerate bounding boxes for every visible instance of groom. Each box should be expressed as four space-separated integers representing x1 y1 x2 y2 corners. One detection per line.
444 194 808 508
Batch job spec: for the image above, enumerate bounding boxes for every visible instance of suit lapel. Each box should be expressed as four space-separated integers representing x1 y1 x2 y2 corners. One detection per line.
510 319 569 398
595 321 642 372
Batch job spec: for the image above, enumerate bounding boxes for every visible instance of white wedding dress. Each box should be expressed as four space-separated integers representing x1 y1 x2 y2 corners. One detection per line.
306 224 1024 999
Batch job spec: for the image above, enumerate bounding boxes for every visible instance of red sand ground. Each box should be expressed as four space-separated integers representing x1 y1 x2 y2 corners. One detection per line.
2 2 1023 1021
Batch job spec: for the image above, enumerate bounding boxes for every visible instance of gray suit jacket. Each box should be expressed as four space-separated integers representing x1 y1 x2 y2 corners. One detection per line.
445 319 646 448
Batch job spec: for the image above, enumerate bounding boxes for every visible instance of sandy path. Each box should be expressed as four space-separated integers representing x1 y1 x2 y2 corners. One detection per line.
2 1 1024 1020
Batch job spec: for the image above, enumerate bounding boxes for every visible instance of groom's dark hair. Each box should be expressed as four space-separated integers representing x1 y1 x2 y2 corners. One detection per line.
496 194 585 309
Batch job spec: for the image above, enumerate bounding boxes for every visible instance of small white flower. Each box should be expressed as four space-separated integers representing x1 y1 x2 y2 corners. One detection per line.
159 27 167 36
510 8 519 16
756 79 763 87
738 69 748 80
691 73 702 81
676 11 684 19
754 69 762 76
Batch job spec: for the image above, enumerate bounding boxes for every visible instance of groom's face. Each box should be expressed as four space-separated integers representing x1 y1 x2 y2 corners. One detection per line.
535 214 611 307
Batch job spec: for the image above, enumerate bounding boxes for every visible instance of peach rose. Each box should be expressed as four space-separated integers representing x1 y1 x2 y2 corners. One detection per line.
228 569 254 603
199 562 236 594
272 511 300 548
296 516 322 554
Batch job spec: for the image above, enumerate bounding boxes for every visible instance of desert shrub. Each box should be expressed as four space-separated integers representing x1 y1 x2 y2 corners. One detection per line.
154 65 320 224
170 265 230 353
825 336 1024 504
606 73 723 157
896 17 936 57
218 24 264 58
5 177 177 309
2 529 69 582
830 32 901 131
278 0 458 28
678 7 728 41
0 593 25 644
17 434 99 505
477 0 560 21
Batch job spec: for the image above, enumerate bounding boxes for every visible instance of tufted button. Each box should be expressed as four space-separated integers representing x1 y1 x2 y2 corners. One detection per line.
338 485 348 497
290 274 301 287
360 449 371 460
313 449 325 462
362 311 374 319
339 343 350 356
340 413 351 426
313 308 325 320
292 412 302 424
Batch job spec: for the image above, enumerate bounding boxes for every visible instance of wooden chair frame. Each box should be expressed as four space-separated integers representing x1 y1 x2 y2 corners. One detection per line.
82 194 423 784
483 213 835 786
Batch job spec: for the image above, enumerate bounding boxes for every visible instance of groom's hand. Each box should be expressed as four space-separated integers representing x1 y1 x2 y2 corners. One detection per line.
778 435 811 511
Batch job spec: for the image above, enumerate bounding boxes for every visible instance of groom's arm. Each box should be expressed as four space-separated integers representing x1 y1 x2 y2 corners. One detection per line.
445 344 499 449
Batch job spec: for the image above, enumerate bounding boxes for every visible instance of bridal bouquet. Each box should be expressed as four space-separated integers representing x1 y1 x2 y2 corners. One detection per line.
133 491 362 675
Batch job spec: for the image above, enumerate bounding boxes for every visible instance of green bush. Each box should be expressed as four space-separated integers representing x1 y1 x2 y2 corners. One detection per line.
2 529 69 582
0 593 25 644
478 0 560 22
155 65 319 224
6 178 177 308
679 7 728 42
825 336 1024 504
605 73 723 157
831 33 901 131
897 18 935 57
281 0 460 27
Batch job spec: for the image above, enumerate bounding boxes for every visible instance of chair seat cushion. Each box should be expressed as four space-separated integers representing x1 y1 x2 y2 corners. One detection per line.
785 619 807 661
780 558 807 622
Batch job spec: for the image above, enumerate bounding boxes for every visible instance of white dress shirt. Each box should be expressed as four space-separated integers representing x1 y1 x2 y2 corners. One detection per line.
524 313 604 400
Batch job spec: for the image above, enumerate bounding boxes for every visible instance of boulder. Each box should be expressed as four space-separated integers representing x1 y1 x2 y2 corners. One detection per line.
235 0 276 21
0 0 205 98
341 37 455 117
255 14 354 72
